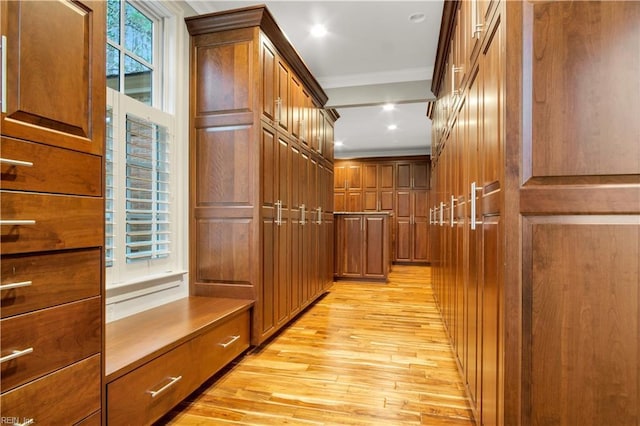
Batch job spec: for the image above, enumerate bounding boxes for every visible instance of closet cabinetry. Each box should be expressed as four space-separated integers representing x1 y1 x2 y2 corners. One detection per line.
0 1 105 423
429 1 640 425
334 157 430 263
186 5 337 346
334 213 390 281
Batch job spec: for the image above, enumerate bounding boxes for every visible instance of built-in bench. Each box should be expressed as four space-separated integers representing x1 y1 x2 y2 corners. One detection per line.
105 296 253 425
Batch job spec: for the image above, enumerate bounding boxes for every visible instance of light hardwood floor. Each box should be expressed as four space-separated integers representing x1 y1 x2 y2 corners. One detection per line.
161 265 474 425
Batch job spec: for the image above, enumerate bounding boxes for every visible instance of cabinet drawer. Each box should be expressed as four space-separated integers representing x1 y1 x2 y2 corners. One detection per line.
1 249 101 318
1 297 101 392
0 191 103 254
0 355 101 425
196 309 250 380
107 340 200 426
0 137 102 196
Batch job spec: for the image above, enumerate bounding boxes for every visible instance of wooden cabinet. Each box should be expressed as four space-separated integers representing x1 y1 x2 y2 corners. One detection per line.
186 6 337 346
334 213 390 281
334 157 430 264
429 1 640 424
0 1 105 423
106 297 252 425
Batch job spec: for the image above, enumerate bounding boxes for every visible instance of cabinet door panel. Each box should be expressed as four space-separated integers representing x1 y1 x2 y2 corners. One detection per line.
395 220 411 262
379 164 394 189
261 38 276 122
364 164 377 189
347 165 362 190
413 163 429 189
1 0 105 155
363 191 378 211
526 218 639 426
396 163 411 189
531 1 640 177
340 216 363 276
277 59 290 134
364 217 386 277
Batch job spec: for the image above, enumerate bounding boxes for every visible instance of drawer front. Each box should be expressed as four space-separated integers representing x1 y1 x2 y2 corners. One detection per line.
1 297 102 392
0 137 102 196
75 411 101 426
1 249 101 318
107 340 200 426
196 310 250 381
0 191 103 254
0 355 101 425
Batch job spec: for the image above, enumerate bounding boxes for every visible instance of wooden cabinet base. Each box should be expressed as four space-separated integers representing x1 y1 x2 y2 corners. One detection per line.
106 297 253 426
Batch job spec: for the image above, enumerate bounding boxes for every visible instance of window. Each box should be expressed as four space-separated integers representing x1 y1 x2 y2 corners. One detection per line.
105 1 181 287
107 0 159 105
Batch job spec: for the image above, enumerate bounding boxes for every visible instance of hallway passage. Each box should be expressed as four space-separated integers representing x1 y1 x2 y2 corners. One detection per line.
162 265 474 425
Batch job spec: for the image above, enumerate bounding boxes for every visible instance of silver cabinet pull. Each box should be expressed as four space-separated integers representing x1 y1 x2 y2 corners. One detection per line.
316 207 322 225
15 419 34 426
147 376 182 398
0 220 36 226
471 182 477 230
300 204 306 226
218 335 240 348
1 35 6 114
275 97 282 124
450 195 455 227
0 347 34 364
0 280 32 291
474 23 484 39
0 158 33 167
439 202 444 226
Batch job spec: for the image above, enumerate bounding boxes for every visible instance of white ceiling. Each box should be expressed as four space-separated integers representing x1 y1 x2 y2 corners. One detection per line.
185 1 443 158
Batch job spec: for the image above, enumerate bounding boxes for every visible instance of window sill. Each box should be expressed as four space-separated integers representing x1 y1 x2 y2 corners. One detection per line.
106 270 188 303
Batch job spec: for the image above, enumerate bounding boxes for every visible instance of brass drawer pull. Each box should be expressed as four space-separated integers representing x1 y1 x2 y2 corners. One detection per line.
218 335 240 348
0 157 34 167
147 376 182 398
0 280 32 291
0 347 34 364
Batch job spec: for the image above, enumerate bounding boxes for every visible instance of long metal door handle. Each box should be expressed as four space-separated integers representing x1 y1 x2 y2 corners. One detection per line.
471 182 477 230
450 195 455 227
147 376 182 398
218 335 240 348
0 158 34 167
0 280 32 291
0 347 33 364
1 35 6 114
439 202 444 226
301 204 306 225
0 220 36 226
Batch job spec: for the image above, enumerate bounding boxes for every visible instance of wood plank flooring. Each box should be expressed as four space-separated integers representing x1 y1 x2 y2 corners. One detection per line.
160 265 475 425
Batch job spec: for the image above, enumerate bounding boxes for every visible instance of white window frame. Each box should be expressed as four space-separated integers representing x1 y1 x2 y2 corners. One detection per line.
105 0 188 290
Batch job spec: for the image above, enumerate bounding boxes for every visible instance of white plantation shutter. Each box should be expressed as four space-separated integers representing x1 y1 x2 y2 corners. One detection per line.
106 106 116 268
125 114 171 262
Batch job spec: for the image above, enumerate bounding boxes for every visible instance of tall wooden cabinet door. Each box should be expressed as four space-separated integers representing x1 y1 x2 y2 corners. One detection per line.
289 147 302 316
347 164 362 190
308 158 319 301
260 125 278 336
363 164 378 211
412 190 429 262
340 216 364 277
276 58 290 134
276 135 291 327
300 152 311 304
334 163 347 190
396 162 412 189
378 163 395 212
412 162 429 189
261 37 277 123
323 113 334 162
363 216 386 279
0 0 105 155
290 75 302 140
395 191 411 262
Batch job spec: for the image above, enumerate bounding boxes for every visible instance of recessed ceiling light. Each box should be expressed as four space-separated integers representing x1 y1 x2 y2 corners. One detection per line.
387 124 398 131
311 24 327 38
383 103 395 111
334 140 344 146
409 13 426 24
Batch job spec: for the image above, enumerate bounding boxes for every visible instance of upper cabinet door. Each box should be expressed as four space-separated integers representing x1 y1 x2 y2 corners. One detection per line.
1 1 105 155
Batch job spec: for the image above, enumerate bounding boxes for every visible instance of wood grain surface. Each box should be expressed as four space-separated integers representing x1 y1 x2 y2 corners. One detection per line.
161 265 474 425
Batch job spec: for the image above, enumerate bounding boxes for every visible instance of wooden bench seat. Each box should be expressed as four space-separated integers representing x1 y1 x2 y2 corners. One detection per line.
105 296 253 425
